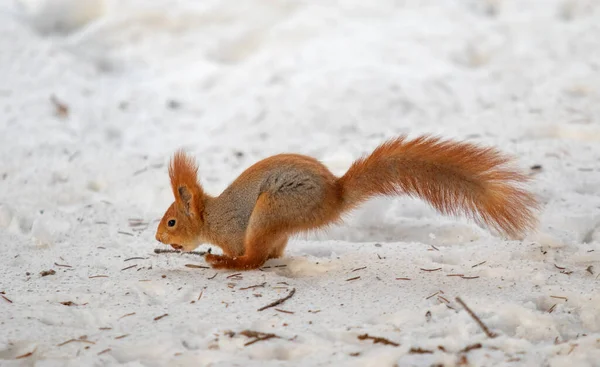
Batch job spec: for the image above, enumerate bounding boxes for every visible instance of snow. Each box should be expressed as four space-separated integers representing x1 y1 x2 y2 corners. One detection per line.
1 0 599 365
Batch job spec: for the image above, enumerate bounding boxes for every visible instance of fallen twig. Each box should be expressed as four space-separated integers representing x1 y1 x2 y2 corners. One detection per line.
240 282 267 290
208 273 218 280
409 347 433 354
395 277 411 280
97 348 111 355
1 294 13 303
426 291 441 300
241 330 280 346
346 276 361 281
438 295 450 304
40 269 56 277
154 248 207 256
57 339 95 347
472 261 487 268
420 268 442 272
550 295 568 301
227 273 243 279
54 263 72 268
351 266 367 272
455 297 497 338
124 257 147 262
121 264 137 271
115 334 129 340
15 348 36 359
118 231 134 236
258 288 296 311
185 264 209 269
460 343 482 353
154 313 169 321
119 312 136 319
89 275 108 278
357 333 399 347
461 276 480 280
275 308 294 314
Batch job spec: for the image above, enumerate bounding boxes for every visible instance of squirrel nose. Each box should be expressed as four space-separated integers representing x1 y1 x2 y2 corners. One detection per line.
155 231 162 242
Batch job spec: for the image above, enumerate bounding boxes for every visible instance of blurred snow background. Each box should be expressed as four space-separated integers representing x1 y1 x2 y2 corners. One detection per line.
0 0 599 366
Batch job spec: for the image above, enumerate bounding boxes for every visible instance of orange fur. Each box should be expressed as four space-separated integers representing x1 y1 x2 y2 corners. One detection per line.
155 135 539 271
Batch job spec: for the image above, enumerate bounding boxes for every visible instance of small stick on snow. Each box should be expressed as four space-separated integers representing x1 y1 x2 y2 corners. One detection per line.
89 275 108 278
154 248 207 256
357 334 399 347
550 296 568 301
346 276 360 281
395 277 411 280
121 265 137 271
54 263 72 268
241 330 279 346
57 339 95 347
114 334 129 340
426 291 441 300
97 348 111 355
117 231 134 236
239 282 267 290
472 261 487 268
15 348 36 359
258 288 296 311
437 295 450 304
227 273 243 279
409 347 433 354
420 268 442 272
1 294 13 303
554 264 566 270
460 343 482 353
447 274 464 277
197 291 203 301
119 312 136 320
124 257 146 262
275 308 294 314
455 297 497 338
461 276 480 280
351 266 367 272
548 304 557 313
185 264 209 269
154 314 169 321
208 273 218 280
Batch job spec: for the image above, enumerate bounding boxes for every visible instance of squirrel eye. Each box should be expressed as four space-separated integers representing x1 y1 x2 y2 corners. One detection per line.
167 219 176 227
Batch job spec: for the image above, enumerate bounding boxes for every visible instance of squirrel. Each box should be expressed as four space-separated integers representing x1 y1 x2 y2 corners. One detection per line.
155 135 538 271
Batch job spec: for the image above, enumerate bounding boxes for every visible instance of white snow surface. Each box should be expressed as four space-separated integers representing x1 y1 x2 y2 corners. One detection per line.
1 0 600 366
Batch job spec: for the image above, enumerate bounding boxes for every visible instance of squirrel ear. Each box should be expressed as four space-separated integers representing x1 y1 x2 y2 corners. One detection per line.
177 185 195 216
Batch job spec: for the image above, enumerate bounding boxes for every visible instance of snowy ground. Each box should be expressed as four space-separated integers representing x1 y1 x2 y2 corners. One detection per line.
1 0 600 366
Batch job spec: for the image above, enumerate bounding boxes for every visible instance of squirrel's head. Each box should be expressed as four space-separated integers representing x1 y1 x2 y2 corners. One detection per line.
155 150 207 252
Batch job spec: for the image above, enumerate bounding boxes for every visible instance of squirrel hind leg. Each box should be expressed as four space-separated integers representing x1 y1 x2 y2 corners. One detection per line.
206 194 290 270
268 237 289 259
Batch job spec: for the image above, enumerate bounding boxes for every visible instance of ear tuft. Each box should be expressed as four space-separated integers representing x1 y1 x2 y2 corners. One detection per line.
168 150 205 215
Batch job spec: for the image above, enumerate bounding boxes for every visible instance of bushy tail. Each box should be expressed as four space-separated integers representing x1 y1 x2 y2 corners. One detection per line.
337 135 539 237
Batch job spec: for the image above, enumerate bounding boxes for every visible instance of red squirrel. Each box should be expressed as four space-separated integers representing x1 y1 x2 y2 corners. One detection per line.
155 135 538 270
